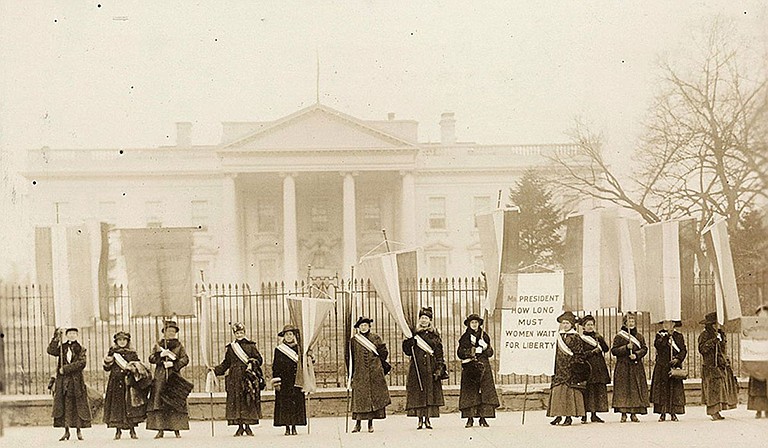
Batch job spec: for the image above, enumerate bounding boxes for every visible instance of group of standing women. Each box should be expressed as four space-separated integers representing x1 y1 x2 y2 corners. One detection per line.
547 308 748 426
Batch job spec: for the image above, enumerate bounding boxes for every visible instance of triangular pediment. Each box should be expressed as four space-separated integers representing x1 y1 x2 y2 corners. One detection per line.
221 104 417 151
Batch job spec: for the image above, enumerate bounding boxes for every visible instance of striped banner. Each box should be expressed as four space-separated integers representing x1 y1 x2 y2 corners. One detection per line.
616 216 645 312
703 218 741 324
34 224 107 328
563 209 620 312
476 209 521 315
643 219 696 323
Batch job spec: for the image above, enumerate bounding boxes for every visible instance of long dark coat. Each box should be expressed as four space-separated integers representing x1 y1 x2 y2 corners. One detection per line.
698 326 738 414
403 327 446 417
272 344 307 426
457 328 499 416
610 327 649 413
581 331 610 384
649 330 687 414
350 332 391 418
47 338 92 428
146 338 190 430
103 346 145 428
214 338 264 425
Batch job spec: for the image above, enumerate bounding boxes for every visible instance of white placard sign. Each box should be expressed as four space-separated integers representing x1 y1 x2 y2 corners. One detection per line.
498 271 564 376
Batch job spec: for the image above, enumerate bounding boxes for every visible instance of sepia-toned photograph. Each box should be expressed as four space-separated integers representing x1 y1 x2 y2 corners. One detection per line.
0 1 766 446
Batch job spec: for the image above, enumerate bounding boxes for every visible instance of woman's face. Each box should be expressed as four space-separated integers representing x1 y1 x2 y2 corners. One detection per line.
418 315 432 327
116 338 129 348
469 320 480 331
583 320 595 332
625 316 636 329
283 331 296 344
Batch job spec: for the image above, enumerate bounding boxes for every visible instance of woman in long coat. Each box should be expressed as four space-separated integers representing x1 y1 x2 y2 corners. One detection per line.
578 315 610 423
146 320 190 438
611 312 649 422
698 312 738 420
650 320 687 421
547 311 586 426
272 324 307 436
47 327 92 441
350 316 391 433
213 322 264 436
457 313 499 427
748 305 768 418
403 307 446 430
103 331 145 439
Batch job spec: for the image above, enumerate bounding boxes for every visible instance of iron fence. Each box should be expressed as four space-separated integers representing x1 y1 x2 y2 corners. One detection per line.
0 272 764 395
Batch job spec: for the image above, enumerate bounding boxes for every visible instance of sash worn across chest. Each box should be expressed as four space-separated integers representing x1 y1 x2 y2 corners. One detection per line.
113 352 129 370
414 334 435 356
276 343 299 363
353 334 379 356
557 331 575 356
618 330 642 350
231 340 250 365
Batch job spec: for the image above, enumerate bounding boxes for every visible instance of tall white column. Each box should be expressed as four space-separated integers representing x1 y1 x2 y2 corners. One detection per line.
220 174 242 282
400 171 416 246
282 173 299 286
342 172 357 277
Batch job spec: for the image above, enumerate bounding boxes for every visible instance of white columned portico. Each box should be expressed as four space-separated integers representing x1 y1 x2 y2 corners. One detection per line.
342 172 357 277
221 173 242 282
282 172 299 286
400 171 416 246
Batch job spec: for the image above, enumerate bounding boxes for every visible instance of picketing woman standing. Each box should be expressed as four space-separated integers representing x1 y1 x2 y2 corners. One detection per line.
146 320 191 438
611 312 649 422
578 315 610 423
47 327 92 441
457 313 500 427
103 331 150 439
748 305 768 418
403 307 446 430
547 311 586 426
649 320 687 421
272 324 307 436
698 312 738 420
349 316 391 433
212 322 264 436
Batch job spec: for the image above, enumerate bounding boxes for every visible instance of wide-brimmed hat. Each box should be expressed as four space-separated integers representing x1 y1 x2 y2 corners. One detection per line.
231 322 245 333
699 312 718 325
579 314 596 325
354 316 373 328
464 313 484 326
755 304 768 315
278 324 300 337
162 320 180 332
418 307 434 320
557 311 577 325
113 331 131 343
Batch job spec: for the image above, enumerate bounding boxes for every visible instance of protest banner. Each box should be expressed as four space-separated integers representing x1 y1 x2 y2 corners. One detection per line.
498 271 564 376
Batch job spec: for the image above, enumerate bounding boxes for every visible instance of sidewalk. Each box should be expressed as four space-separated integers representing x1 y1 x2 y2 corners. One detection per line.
3 406 766 447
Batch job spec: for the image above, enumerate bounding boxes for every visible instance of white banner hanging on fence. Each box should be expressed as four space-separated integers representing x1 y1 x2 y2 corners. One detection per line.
498 272 564 376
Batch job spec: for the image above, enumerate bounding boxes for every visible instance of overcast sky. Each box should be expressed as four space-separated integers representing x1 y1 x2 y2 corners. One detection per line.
0 1 766 278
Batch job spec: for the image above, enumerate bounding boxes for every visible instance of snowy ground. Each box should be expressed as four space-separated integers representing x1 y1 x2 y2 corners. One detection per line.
3 406 766 448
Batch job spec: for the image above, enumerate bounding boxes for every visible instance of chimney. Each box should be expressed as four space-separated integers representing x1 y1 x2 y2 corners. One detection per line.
439 112 456 145
387 112 396 121
176 122 192 147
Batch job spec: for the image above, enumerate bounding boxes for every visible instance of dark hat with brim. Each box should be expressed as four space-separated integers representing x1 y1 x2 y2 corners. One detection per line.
464 313 484 327
278 324 300 337
113 331 131 342
557 311 577 325
354 317 373 328
699 312 718 325
579 314 596 325
162 320 180 332
418 307 434 320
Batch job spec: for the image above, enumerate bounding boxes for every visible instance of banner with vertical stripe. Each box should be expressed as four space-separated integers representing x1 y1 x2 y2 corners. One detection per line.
703 218 741 324
476 209 521 315
563 209 620 311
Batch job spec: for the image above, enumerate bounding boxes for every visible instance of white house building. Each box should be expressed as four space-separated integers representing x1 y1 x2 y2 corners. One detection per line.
23 103 585 285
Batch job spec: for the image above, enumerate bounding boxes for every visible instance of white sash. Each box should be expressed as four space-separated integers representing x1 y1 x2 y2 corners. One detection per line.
113 352 129 370
414 334 435 356
618 330 642 350
276 343 299 363
353 333 379 356
557 331 574 356
579 334 598 348
231 340 250 365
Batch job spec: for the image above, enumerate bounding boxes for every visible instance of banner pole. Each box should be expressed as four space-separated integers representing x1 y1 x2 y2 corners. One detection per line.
521 374 529 425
